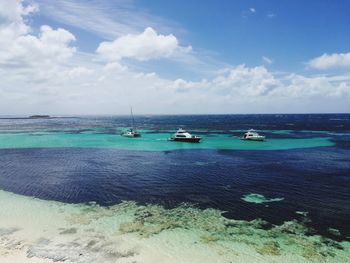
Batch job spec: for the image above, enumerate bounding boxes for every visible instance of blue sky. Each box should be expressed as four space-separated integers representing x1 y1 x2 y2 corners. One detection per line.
137 0 350 68
0 0 350 114
35 0 350 75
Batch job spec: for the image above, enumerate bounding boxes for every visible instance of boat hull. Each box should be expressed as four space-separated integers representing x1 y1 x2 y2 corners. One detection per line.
122 133 141 138
169 137 201 143
241 136 265 141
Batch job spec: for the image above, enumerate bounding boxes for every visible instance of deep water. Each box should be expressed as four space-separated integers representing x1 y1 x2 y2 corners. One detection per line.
0 114 349 241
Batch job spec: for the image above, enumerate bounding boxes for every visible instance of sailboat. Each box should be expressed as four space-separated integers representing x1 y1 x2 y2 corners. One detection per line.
121 107 141 138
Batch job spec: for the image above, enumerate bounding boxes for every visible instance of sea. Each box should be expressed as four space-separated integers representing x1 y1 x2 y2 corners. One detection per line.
0 114 349 262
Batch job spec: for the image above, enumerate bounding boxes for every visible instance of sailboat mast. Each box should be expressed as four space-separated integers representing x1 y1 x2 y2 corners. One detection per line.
131 107 135 129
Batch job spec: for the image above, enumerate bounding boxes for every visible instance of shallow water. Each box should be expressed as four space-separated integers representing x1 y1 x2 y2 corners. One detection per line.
0 114 350 262
0 129 335 151
1 190 349 263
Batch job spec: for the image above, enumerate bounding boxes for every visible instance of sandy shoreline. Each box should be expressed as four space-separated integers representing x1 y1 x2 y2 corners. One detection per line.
0 190 349 263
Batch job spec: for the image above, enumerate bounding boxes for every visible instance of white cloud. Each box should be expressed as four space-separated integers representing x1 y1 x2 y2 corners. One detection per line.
212 65 280 96
170 65 281 97
262 56 273 64
0 0 76 69
276 73 347 98
169 65 350 102
307 52 350 70
2 57 350 114
242 7 257 18
0 24 76 69
68 66 93 78
96 27 189 61
35 0 182 39
0 0 37 22
0 0 37 39
103 62 128 72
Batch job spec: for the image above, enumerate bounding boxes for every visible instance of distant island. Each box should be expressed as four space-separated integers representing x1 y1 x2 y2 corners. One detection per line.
29 115 51 119
0 115 77 119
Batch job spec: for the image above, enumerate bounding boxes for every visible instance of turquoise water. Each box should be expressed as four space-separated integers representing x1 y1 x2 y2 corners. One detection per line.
0 129 334 151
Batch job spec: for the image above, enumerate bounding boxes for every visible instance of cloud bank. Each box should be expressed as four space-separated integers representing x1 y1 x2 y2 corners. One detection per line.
0 0 349 115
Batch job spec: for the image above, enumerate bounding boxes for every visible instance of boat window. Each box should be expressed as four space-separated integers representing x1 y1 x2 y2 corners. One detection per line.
176 135 186 137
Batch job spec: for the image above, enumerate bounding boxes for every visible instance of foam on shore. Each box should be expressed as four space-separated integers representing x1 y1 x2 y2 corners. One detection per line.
0 190 349 263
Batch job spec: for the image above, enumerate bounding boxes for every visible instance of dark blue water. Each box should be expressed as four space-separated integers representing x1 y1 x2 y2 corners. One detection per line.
0 114 350 240
1 113 350 132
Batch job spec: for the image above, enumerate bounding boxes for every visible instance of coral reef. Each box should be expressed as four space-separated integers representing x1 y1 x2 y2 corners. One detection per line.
110 201 348 261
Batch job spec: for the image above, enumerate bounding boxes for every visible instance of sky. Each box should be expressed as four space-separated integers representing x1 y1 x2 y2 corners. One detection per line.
0 0 350 115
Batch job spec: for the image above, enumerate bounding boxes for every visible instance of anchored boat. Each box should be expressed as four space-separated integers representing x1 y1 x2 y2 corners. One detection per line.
121 107 141 138
241 129 265 141
122 128 141 138
169 128 201 143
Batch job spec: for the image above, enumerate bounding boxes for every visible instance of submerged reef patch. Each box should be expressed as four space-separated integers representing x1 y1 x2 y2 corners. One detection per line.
241 193 284 204
109 201 349 261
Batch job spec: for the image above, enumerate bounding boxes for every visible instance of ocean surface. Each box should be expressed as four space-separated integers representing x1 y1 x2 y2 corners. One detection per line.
0 114 350 262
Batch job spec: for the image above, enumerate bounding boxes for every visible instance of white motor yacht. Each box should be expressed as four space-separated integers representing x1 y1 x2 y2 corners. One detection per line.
241 129 265 141
169 128 201 143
